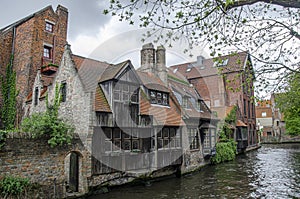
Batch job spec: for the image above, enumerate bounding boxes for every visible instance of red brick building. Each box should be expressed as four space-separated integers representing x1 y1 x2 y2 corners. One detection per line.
170 52 258 148
0 5 68 123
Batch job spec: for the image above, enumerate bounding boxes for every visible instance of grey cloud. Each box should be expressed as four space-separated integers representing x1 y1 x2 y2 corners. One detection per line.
0 0 111 40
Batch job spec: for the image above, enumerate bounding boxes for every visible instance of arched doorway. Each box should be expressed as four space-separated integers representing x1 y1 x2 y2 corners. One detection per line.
69 151 79 192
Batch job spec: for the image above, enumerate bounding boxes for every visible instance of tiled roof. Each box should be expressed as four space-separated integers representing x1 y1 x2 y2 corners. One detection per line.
72 55 110 93
98 60 129 83
94 86 111 112
140 89 184 126
170 52 248 80
137 71 169 93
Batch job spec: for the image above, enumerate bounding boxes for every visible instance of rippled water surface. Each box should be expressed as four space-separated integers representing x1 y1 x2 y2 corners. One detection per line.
89 144 300 199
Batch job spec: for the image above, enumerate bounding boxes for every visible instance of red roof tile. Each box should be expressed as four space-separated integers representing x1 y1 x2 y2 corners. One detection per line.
94 86 111 112
170 51 248 79
137 71 169 93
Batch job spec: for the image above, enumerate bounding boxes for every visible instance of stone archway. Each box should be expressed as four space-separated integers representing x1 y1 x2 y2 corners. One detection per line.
65 151 83 194
69 152 79 192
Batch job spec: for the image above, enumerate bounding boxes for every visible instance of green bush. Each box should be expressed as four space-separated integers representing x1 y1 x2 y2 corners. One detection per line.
211 139 237 164
0 176 31 197
21 84 74 148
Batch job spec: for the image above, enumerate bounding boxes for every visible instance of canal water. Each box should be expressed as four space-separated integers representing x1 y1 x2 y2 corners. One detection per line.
89 144 300 199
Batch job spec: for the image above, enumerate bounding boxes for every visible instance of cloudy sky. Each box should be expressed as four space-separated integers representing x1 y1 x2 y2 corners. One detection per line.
0 0 208 67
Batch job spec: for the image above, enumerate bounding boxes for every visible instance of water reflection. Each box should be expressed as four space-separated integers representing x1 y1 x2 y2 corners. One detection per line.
89 144 300 199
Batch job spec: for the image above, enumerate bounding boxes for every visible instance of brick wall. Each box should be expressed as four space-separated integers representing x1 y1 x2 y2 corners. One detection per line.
0 5 68 123
0 135 90 197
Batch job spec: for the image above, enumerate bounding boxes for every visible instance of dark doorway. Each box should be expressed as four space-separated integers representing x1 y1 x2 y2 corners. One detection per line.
69 152 79 192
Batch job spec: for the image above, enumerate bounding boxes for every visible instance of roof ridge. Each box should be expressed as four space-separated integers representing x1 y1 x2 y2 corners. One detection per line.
0 5 54 32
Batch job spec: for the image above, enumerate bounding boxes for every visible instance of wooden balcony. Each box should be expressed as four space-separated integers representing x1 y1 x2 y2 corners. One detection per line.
41 64 58 75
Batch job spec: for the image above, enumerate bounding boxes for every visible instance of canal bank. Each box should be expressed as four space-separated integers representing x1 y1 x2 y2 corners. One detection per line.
87 143 300 199
84 144 261 198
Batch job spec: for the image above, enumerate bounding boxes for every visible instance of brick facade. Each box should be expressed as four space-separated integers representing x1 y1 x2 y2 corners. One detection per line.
0 5 68 124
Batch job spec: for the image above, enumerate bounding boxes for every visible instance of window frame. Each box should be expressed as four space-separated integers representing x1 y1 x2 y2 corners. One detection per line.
45 22 54 33
61 82 67 102
43 45 52 59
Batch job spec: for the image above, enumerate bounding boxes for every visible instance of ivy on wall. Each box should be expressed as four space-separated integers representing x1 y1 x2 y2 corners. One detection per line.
0 55 18 131
212 105 238 164
21 84 74 147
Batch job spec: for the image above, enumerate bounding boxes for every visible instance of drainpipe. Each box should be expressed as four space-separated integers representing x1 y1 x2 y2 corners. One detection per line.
52 35 56 64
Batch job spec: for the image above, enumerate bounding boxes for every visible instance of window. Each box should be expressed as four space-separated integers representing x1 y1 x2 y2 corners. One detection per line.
43 46 52 59
61 82 67 102
182 96 189 108
34 87 39 106
157 127 180 149
262 112 267 117
45 22 54 32
97 113 112 126
103 127 142 152
149 90 169 106
188 128 199 150
150 91 157 104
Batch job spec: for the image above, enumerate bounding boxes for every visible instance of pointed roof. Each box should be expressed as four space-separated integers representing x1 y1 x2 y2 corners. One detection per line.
170 51 249 80
72 54 110 93
99 60 130 83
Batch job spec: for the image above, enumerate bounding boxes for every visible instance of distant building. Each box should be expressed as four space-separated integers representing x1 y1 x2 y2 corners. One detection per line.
271 94 286 137
256 95 286 142
169 52 258 151
0 5 68 123
256 100 273 137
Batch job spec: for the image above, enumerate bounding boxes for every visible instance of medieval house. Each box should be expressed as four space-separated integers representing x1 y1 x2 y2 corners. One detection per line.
0 5 68 124
21 42 216 196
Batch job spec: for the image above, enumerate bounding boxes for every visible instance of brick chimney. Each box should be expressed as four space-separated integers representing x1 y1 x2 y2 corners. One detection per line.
140 43 156 73
140 43 168 85
156 45 167 85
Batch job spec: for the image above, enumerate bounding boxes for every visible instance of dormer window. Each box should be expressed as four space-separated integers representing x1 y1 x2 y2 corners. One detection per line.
45 22 54 33
182 96 190 108
149 90 169 106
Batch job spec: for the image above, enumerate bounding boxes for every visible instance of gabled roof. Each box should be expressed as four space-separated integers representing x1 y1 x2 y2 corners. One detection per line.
137 71 169 93
98 60 130 83
170 51 249 80
72 55 110 93
0 5 54 32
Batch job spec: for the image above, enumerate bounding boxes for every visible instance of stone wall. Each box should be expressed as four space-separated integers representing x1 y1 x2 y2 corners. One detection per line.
0 134 90 198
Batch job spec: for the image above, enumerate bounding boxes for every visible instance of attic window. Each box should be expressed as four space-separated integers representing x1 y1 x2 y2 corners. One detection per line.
45 22 54 33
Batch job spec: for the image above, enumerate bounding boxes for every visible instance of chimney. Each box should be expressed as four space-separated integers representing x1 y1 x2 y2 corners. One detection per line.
140 43 155 73
156 45 168 85
197 55 206 70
